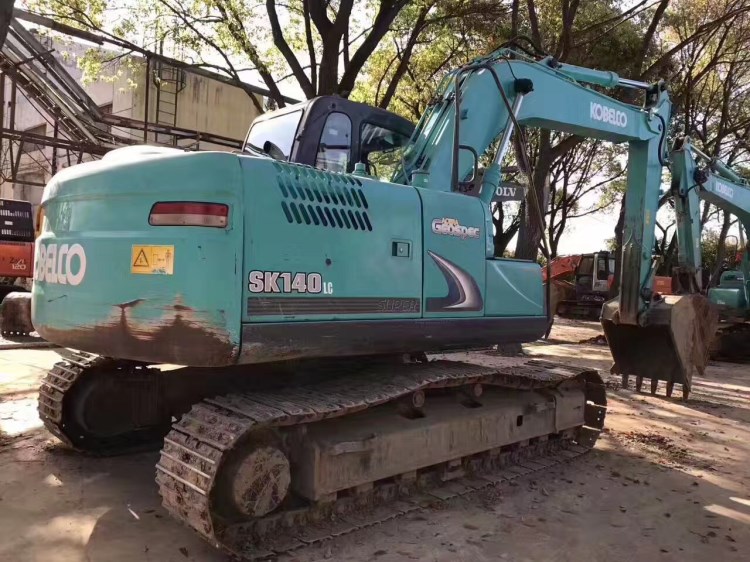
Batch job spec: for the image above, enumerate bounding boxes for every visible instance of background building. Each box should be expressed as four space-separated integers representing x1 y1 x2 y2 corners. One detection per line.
1 24 273 217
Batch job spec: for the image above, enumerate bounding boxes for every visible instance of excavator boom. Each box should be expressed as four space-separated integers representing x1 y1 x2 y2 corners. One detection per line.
668 138 750 362
542 255 583 282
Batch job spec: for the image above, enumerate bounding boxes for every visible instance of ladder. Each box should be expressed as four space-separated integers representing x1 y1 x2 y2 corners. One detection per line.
153 62 186 146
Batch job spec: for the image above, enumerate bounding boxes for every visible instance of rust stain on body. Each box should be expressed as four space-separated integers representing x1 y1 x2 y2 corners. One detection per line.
38 298 238 367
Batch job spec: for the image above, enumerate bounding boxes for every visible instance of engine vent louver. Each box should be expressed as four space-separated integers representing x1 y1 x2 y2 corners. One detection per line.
274 163 373 231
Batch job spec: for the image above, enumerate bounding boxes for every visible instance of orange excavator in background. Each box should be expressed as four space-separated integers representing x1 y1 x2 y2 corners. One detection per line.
545 250 672 319
0 198 36 334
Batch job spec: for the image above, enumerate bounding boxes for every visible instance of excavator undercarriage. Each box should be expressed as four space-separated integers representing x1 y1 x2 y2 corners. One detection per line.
38 351 605 557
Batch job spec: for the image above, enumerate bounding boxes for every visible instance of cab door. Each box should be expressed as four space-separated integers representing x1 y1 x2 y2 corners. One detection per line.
592 253 610 293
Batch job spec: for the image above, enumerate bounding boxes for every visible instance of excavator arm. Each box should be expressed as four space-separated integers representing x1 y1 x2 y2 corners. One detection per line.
393 48 716 399
671 137 750 286
395 48 671 326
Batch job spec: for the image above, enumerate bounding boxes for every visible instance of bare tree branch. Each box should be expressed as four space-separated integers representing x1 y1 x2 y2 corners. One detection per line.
266 0 315 98
303 0 318 91
378 4 429 109
338 0 410 96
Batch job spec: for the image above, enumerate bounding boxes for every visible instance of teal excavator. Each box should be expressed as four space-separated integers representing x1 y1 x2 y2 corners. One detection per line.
668 139 750 362
30 46 714 556
603 136 750 393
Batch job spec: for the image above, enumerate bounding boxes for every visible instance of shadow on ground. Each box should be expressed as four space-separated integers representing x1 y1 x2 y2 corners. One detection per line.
0 381 747 562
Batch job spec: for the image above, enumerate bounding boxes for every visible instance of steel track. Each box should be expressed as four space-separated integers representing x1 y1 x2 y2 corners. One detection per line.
155 359 607 559
37 350 105 448
37 350 168 454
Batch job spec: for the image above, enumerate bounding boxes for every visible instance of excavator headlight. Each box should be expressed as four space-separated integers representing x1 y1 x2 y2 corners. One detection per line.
149 202 229 228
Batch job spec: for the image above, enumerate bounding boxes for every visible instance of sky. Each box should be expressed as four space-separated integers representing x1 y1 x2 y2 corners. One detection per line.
552 195 746 257
557 210 619 254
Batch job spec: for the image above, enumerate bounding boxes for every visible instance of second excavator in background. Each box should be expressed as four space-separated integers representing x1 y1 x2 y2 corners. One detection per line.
0 198 36 335
544 251 672 319
667 142 750 363
545 251 615 319
604 135 750 392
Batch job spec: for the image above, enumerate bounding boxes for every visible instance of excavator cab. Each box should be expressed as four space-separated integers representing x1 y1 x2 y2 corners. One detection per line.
574 252 613 305
709 270 749 315
242 96 414 180
706 264 750 361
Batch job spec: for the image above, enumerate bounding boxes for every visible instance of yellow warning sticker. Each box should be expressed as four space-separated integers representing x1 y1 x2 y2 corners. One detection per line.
131 245 174 275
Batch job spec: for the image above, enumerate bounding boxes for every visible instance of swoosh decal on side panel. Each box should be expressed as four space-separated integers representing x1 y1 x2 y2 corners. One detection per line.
426 251 483 312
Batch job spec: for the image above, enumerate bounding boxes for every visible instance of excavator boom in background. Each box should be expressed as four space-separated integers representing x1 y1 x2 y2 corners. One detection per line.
665 139 750 362
29 46 712 556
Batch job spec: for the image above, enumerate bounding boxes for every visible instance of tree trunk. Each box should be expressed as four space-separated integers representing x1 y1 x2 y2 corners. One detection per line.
662 232 677 276
494 225 519 256
318 40 340 95
492 203 519 257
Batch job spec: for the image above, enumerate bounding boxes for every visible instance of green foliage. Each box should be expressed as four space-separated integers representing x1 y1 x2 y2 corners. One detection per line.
702 227 724 275
352 0 504 120
25 0 750 262
26 0 414 106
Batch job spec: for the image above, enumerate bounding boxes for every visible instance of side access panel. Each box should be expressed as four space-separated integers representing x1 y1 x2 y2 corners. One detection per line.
419 189 486 318
241 160 423 323
484 258 544 317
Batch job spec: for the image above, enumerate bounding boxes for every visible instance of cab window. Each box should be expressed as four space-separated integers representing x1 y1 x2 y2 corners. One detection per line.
360 122 410 181
244 109 302 160
596 256 609 280
315 112 351 173
578 256 594 275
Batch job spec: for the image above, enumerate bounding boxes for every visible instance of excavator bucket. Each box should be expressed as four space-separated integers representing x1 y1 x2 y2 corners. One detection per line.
601 294 718 399
1 292 34 336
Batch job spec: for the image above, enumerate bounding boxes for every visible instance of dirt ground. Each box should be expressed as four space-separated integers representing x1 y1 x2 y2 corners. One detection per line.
1 318 749 562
